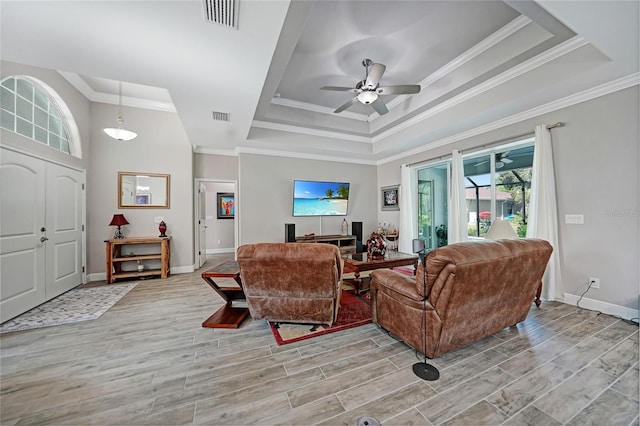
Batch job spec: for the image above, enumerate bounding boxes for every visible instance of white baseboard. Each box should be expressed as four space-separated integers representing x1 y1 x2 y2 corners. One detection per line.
563 293 639 322
171 265 194 274
207 248 235 254
87 272 106 283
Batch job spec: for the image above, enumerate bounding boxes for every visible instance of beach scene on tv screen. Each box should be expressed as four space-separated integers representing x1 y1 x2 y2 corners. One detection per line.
293 180 350 216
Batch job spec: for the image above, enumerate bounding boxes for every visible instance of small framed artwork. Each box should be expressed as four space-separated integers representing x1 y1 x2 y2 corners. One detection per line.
217 192 235 219
135 194 150 205
381 185 400 211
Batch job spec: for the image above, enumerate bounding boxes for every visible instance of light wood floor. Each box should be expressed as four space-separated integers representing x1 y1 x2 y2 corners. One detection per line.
1 254 638 425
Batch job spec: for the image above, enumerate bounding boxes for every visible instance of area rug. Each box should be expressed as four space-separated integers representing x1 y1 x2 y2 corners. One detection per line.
0 282 138 334
269 290 371 345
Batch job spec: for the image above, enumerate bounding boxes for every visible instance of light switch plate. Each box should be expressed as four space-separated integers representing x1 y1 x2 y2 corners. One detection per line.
565 214 584 224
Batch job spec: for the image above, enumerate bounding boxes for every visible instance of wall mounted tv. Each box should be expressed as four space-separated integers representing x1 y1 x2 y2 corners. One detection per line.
293 180 350 217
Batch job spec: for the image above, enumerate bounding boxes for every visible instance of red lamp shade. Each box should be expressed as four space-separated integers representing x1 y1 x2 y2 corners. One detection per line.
109 214 129 226
109 214 129 239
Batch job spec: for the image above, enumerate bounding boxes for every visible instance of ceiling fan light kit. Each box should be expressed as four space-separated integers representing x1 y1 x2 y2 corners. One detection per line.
357 90 378 104
321 58 421 115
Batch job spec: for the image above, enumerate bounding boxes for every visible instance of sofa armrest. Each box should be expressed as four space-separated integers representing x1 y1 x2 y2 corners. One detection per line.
370 269 423 302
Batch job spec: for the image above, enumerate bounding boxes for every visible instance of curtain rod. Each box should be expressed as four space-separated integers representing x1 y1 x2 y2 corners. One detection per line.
407 122 565 167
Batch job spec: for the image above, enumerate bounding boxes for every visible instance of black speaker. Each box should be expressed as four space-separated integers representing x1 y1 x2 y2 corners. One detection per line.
352 221 363 252
285 223 296 243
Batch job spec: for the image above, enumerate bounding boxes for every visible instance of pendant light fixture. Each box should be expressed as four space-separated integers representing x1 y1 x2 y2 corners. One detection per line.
103 81 137 141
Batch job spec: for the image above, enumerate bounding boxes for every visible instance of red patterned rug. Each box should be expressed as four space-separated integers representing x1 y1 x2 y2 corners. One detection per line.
269 290 371 345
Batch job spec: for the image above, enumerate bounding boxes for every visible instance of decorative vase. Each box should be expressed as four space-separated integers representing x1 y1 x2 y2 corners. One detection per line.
366 232 386 260
341 218 348 236
158 220 167 237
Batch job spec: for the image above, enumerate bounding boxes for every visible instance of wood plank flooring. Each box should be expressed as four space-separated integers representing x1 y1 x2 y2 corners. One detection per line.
1 255 638 425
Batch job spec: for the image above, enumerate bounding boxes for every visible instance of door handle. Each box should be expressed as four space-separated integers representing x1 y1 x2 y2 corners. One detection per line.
40 237 49 242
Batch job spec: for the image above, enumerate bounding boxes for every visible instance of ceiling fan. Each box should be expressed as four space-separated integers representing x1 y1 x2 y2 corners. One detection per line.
321 59 421 115
474 152 514 168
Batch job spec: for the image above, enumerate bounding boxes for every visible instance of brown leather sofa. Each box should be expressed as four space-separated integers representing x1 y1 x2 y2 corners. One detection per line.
370 238 552 358
237 242 343 326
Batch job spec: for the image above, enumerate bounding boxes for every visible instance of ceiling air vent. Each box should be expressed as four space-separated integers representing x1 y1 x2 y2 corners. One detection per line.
202 0 238 29
212 111 230 122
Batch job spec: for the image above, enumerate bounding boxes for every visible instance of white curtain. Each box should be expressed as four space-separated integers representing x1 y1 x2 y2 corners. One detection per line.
398 164 417 254
527 124 564 301
448 150 468 244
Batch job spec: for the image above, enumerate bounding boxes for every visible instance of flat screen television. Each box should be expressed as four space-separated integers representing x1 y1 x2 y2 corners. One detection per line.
292 180 350 216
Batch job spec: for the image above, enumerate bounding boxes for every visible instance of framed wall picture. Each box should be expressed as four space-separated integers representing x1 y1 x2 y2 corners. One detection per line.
217 192 235 219
381 185 400 211
135 194 150 205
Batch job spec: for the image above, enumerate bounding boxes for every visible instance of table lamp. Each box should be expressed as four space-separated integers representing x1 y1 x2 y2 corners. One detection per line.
485 218 517 240
109 214 129 239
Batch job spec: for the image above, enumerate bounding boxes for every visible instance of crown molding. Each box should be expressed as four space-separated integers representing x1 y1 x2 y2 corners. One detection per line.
270 97 368 121
377 72 640 165
236 146 376 165
192 146 238 156
372 35 589 146
251 120 372 143
58 71 177 112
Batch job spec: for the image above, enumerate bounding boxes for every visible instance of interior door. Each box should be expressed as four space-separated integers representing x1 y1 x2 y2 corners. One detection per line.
197 185 207 268
45 163 84 298
0 149 46 322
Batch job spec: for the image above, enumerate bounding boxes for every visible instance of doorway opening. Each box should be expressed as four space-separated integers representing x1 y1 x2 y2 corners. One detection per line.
194 178 238 270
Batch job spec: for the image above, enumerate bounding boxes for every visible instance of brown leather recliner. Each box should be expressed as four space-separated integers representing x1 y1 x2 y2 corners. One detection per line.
370 238 552 358
237 243 343 326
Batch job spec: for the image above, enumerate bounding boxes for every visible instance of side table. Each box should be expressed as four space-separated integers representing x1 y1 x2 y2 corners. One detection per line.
201 261 249 328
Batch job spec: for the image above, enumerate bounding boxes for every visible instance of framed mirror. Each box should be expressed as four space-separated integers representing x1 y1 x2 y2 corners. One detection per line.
118 172 170 208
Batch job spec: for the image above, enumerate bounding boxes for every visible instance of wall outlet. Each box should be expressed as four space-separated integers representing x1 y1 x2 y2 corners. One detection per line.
154 216 164 224
565 214 584 224
589 277 600 289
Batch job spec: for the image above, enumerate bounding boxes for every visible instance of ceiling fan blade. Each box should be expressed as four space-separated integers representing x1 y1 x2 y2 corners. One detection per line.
334 97 358 113
364 63 386 89
501 157 514 164
377 84 421 95
370 97 389 115
321 86 358 93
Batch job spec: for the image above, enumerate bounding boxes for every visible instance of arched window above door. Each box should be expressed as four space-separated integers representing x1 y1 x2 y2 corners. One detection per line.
1 75 81 158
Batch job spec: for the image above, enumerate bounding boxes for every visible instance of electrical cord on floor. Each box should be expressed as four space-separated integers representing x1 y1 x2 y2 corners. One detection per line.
576 279 639 326
575 279 593 310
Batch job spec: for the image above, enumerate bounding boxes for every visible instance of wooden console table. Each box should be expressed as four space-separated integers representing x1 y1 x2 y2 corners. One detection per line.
294 234 357 254
201 261 249 328
105 237 171 284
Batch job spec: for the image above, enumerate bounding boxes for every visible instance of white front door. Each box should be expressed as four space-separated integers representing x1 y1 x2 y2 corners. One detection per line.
45 162 84 298
0 149 47 322
0 148 84 322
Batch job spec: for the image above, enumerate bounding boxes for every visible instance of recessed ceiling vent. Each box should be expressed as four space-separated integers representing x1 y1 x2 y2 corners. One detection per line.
202 0 238 29
212 111 230 122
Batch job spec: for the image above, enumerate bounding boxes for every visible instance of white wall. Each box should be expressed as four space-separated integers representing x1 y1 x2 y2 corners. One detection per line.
238 153 378 245
87 102 193 276
377 86 640 315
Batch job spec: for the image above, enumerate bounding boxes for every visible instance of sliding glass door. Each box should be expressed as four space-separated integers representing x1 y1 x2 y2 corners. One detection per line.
463 140 535 238
417 163 448 249
413 137 534 247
